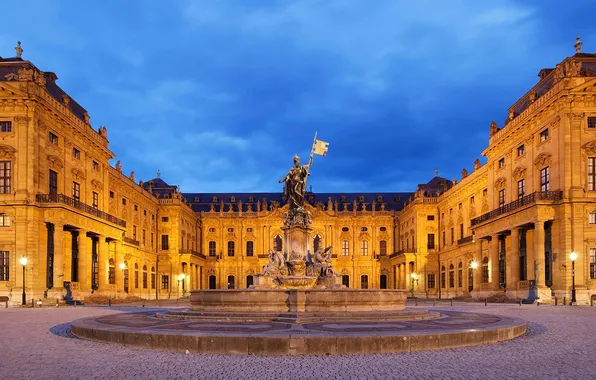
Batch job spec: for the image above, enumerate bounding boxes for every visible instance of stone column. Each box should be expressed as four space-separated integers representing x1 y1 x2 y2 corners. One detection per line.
53 224 65 290
97 235 107 291
507 228 520 292
490 235 500 289
78 230 89 293
400 264 405 289
473 239 482 293
114 240 123 293
534 221 546 288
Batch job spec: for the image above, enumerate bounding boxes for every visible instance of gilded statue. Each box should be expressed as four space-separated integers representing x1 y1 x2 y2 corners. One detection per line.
279 155 310 211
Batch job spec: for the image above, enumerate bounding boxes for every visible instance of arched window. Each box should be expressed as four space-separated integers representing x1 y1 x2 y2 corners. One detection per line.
482 257 489 283
108 258 115 285
457 262 463 288
468 260 474 292
379 240 387 256
341 275 349 288
360 274 369 289
134 263 139 289
440 265 446 288
361 240 369 256
313 235 322 252
274 235 283 252
227 241 235 256
246 275 254 288
342 240 349 256
246 241 254 257
151 266 156 289
208 241 216 256
142 265 148 289
449 264 455 288
227 275 235 289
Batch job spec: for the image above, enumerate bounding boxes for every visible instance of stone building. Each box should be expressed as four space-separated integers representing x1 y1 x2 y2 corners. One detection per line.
0 39 595 305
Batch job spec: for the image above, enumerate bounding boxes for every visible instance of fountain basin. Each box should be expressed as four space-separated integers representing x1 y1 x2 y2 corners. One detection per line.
189 288 408 312
277 276 318 289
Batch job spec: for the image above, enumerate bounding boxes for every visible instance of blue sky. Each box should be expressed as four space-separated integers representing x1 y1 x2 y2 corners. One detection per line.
1 0 594 193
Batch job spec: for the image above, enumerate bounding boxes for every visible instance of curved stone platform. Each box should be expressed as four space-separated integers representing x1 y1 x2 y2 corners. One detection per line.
70 309 526 355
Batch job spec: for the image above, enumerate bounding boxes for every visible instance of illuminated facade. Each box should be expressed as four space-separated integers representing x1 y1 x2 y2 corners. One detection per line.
1 39 596 305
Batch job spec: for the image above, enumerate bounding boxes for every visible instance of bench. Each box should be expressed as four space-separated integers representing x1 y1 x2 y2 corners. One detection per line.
0 296 9 308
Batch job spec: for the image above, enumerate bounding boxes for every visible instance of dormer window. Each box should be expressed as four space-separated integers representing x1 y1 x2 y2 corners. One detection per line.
377 195 383 202
358 195 364 202
248 196 254 202
540 128 549 142
498 158 505 168
194 196 200 202
341 196 346 202
212 196 218 202
230 196 236 203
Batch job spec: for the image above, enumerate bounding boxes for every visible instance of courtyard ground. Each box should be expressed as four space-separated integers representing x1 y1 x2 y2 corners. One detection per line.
0 301 595 380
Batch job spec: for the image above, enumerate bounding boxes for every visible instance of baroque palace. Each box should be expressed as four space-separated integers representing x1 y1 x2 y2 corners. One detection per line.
1 38 596 305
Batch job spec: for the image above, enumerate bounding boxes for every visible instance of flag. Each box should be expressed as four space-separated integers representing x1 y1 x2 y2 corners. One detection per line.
313 139 329 156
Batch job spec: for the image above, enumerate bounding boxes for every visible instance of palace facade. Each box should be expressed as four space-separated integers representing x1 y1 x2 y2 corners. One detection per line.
1 39 596 305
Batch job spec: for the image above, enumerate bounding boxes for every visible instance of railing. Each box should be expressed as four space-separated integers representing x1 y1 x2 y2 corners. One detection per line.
123 236 139 246
36 193 126 227
471 191 563 226
389 248 417 259
179 249 206 259
457 235 474 246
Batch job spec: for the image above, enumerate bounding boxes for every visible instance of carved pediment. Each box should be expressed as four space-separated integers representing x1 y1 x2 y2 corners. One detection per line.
71 168 85 180
533 152 552 168
494 177 507 189
0 144 17 158
358 231 371 241
512 166 526 180
583 140 596 155
91 179 103 190
47 154 64 169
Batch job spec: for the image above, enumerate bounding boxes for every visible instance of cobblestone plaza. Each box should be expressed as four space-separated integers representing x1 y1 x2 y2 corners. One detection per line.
1 303 595 379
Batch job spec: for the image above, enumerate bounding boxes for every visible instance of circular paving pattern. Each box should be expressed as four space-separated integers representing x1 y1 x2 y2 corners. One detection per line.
70 308 526 355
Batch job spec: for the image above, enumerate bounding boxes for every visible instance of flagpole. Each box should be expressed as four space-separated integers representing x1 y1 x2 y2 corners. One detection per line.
304 131 317 192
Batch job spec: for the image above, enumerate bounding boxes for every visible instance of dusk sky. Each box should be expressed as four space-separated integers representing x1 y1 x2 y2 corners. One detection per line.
1 0 594 193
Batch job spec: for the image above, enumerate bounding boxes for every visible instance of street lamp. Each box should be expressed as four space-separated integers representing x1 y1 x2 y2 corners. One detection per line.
469 261 479 292
20 257 27 306
570 252 577 305
410 273 419 297
470 261 479 270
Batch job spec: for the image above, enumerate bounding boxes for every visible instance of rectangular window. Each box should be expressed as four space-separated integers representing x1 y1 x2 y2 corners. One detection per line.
518 179 525 199
540 128 549 142
227 241 235 256
162 217 169 222
0 161 11 194
540 166 550 192
442 231 446 248
458 268 463 288
142 229 146 245
49 169 58 195
92 161 99 171
161 235 169 250
49 132 59 145
151 272 156 289
483 189 488 197
517 144 525 157
590 248 596 279
427 234 435 249
72 148 80 159
590 212 596 224
0 121 12 132
122 197 127 205
379 240 387 255
134 204 138 211
108 265 115 285
143 272 148 289
246 241 254 257
588 117 596 129
499 189 505 207
427 215 435 221
458 202 462 210
450 228 454 245
427 273 435 289
0 251 9 280
459 223 464 240
161 275 169 290
589 158 596 191
498 158 505 168
470 196 475 204
151 233 154 248
133 226 137 240
342 240 349 256
361 240 368 256
92 192 98 208
109 191 114 198
0 214 10 227
72 181 80 201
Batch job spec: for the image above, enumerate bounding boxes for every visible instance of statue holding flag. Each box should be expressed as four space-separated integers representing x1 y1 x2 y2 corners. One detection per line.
279 132 329 212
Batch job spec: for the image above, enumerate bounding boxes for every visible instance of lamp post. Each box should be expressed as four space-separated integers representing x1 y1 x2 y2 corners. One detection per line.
20 257 27 306
410 273 418 297
569 252 577 305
